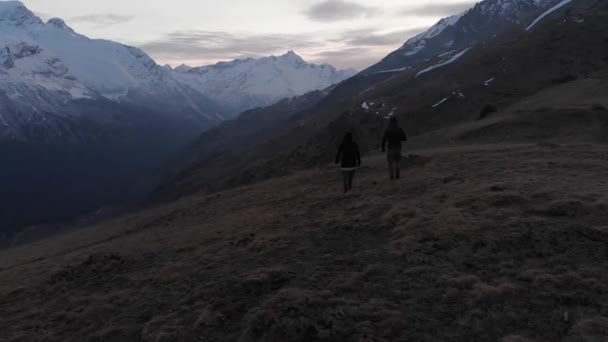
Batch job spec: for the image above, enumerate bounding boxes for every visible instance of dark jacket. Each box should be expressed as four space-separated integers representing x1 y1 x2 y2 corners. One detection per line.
382 127 407 151
336 141 361 168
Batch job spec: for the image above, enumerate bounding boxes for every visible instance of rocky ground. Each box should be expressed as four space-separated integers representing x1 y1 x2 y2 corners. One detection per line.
2 139 608 341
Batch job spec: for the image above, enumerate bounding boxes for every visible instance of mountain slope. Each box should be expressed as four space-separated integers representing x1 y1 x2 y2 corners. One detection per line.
323 0 559 104
156 0 600 199
4 141 608 341
0 1 227 142
154 88 332 198
0 1 224 240
365 0 553 74
287 0 600 166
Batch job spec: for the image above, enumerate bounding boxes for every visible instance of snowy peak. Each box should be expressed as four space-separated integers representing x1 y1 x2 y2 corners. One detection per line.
409 12 465 44
479 0 548 16
0 2 356 123
47 18 75 33
174 64 192 73
400 0 553 54
0 1 42 27
176 51 357 111
276 50 306 65
284 50 302 58
367 0 555 74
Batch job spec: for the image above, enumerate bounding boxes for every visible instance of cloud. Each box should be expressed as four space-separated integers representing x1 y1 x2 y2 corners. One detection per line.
304 0 379 22
308 46 394 71
313 47 369 58
139 24 426 70
401 1 477 17
139 31 319 62
68 14 134 26
306 28 426 70
337 27 427 46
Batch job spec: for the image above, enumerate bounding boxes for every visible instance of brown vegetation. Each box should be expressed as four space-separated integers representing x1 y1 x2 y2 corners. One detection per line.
2 139 608 341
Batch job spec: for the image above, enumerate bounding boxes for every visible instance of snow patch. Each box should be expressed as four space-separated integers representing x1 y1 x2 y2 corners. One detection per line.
484 77 496 86
386 107 397 118
361 101 369 111
371 66 411 74
358 87 374 96
526 0 573 31
403 40 426 57
432 97 449 108
416 47 472 78
399 11 466 57
438 49 458 58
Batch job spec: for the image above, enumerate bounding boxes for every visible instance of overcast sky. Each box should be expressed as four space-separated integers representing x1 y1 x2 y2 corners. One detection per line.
20 0 477 70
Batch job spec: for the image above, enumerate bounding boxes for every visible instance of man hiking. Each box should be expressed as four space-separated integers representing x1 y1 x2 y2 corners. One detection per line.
382 117 407 180
335 131 361 193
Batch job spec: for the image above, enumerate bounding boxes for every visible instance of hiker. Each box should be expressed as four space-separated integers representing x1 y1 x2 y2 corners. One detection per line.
382 117 408 180
335 131 361 193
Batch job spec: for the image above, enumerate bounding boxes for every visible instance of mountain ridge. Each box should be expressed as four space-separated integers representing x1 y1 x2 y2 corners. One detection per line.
365 0 554 74
0 1 356 123
174 50 356 112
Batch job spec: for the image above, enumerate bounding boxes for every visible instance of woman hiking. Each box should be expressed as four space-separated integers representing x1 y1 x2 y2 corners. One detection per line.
335 131 361 193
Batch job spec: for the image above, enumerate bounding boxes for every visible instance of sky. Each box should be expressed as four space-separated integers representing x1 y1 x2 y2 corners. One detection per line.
19 0 477 70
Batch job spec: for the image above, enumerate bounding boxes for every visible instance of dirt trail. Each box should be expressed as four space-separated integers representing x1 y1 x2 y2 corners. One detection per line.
2 143 608 341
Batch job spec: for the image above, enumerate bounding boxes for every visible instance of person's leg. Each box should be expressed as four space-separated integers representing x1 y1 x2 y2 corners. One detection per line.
387 152 395 180
348 170 355 190
342 171 349 193
395 151 401 179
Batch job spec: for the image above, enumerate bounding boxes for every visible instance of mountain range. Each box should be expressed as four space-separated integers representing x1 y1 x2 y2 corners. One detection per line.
0 0 354 239
174 51 356 113
0 0 355 140
0 0 599 239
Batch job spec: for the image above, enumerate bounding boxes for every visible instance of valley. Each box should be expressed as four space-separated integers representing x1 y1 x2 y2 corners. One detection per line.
0 1 354 242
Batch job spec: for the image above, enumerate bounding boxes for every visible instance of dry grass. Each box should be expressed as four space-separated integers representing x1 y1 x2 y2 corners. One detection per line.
2 142 608 341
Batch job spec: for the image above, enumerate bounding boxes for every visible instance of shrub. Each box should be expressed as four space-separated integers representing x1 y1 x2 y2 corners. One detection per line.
479 104 498 120
552 74 578 84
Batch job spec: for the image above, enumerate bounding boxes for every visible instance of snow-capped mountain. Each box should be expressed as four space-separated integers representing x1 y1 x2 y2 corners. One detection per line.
0 1 355 140
0 1 358 237
0 1 231 141
365 0 555 74
175 51 357 112
0 1 219 236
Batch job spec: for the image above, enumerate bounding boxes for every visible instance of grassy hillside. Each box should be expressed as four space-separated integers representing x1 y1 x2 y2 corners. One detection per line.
1 86 608 339
2 142 608 341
